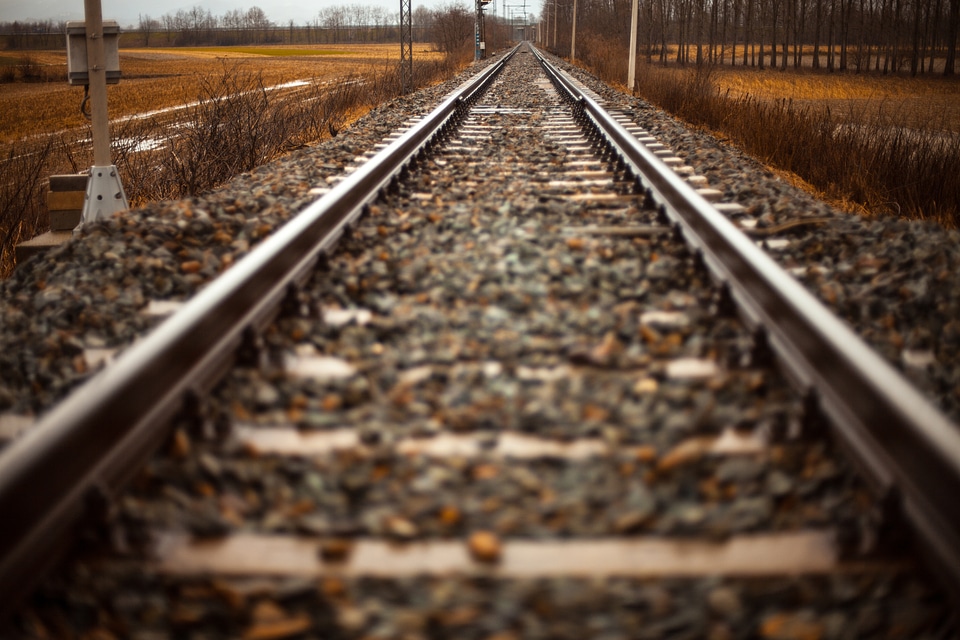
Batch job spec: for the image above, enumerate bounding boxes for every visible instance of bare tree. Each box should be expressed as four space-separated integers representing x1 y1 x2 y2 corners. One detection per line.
946 0 960 73
138 14 158 47
432 2 474 63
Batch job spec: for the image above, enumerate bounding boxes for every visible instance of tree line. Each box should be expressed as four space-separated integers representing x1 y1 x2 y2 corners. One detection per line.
541 0 960 74
0 2 496 50
134 5 403 46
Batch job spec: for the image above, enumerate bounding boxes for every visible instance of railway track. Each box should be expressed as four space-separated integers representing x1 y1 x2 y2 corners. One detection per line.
2 43 958 637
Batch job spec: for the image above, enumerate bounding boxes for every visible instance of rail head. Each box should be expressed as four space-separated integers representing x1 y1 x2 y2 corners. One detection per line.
531 46 960 602
0 44 521 617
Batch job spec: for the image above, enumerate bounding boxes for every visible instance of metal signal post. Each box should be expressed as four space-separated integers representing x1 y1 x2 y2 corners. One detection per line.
400 0 413 93
476 0 490 60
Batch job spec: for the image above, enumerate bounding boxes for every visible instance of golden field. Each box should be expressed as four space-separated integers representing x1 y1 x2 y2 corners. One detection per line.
0 44 443 146
618 57 960 226
712 66 960 132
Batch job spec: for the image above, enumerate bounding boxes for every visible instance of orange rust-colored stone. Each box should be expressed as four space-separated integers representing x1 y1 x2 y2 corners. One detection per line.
657 437 715 472
581 403 609 422
170 428 190 459
439 505 462 526
286 498 315 517
472 463 499 480
634 445 658 463
319 538 353 563
243 615 312 640
320 394 343 411
320 576 347 598
759 613 824 640
232 401 252 421
467 530 502 564
211 579 247 610
442 606 482 626
195 482 216 498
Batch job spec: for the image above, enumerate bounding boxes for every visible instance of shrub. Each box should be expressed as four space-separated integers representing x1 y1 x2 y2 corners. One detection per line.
0 139 53 278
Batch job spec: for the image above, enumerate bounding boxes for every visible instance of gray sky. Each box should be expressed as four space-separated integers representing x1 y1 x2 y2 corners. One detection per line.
0 0 406 28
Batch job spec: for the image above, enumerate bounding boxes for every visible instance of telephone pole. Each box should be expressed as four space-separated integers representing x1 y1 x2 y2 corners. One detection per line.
570 0 578 61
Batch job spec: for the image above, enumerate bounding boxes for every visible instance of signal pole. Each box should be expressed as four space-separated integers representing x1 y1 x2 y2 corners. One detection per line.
80 0 127 224
400 0 413 92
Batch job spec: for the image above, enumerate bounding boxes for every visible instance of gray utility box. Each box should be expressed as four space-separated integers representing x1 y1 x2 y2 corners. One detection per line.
66 21 121 86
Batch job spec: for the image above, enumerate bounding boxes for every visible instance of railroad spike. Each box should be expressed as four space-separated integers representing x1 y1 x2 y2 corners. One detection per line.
656 204 670 225
237 325 266 368
315 253 330 272
836 484 908 560
281 283 309 318
671 221 685 243
749 326 775 368
691 247 707 272
713 282 738 318
644 188 657 211
82 483 114 527
793 388 829 441
176 387 214 439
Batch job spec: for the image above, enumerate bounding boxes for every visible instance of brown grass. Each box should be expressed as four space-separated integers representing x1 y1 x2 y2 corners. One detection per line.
0 44 456 278
1 44 444 144
623 61 960 226
711 66 960 132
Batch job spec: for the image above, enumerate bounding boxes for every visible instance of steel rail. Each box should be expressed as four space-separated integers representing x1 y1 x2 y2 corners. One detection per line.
0 45 519 616
532 46 960 602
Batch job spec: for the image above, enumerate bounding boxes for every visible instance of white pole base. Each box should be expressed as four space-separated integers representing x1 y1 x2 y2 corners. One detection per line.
81 165 128 226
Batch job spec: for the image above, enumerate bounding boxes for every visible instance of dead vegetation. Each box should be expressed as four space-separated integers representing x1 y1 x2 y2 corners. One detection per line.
578 51 960 227
659 63 960 225
0 45 455 278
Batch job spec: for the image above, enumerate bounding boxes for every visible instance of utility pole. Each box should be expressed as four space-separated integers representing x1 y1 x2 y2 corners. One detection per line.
552 0 557 48
520 0 527 40
475 0 482 60
627 0 638 92
79 0 127 225
400 0 413 92
570 0 578 61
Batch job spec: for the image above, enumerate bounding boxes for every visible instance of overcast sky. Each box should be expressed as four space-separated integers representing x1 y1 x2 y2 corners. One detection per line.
0 0 414 27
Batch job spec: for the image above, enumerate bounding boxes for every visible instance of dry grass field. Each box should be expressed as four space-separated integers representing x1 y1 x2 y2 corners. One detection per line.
0 43 451 278
0 44 443 145
712 67 960 132
618 59 960 226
